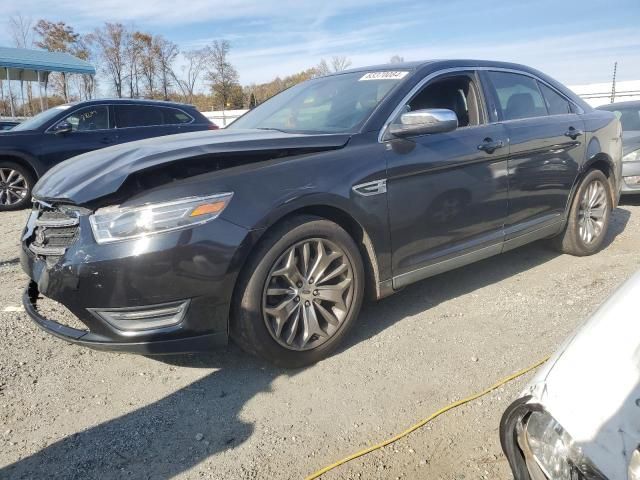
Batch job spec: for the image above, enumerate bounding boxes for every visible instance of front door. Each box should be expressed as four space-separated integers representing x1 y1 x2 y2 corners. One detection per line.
385 72 510 288
40 105 115 165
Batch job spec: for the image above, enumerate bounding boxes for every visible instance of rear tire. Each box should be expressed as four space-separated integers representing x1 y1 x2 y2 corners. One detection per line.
551 169 612 256
0 161 34 211
231 215 364 368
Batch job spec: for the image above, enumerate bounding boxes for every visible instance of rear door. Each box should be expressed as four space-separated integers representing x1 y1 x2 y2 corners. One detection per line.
385 71 510 287
482 70 584 242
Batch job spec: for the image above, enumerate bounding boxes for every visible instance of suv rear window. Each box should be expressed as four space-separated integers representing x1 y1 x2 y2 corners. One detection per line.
488 71 547 121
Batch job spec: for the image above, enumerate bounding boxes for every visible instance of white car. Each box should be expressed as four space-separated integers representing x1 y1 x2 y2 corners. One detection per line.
500 271 640 479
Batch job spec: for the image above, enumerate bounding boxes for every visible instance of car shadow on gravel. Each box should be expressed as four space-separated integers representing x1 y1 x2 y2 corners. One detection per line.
0 209 631 480
0 346 286 480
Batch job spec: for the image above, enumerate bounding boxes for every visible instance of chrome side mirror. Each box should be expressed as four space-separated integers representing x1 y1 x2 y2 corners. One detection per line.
53 121 72 135
389 108 458 137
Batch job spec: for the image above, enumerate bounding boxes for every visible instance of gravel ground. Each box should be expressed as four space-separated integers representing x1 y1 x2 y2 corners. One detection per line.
1 199 639 480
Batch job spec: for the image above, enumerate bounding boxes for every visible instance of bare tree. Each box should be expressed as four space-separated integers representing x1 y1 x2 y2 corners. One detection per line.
90 23 127 97
330 55 352 72
389 55 405 64
9 14 35 114
314 58 331 77
173 48 208 104
315 56 352 77
154 36 178 100
206 40 240 109
33 20 80 102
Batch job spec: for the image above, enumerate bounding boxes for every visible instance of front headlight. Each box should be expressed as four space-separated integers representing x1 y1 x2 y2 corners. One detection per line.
516 410 605 480
623 149 640 162
89 193 233 244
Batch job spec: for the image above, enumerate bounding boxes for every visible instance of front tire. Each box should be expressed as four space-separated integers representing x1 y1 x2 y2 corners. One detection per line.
0 162 34 211
552 169 612 256
231 215 364 368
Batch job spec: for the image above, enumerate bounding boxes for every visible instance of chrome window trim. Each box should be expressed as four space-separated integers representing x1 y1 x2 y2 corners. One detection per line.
378 66 584 143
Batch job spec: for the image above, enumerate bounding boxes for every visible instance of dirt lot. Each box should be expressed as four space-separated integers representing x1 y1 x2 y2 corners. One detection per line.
1 200 639 480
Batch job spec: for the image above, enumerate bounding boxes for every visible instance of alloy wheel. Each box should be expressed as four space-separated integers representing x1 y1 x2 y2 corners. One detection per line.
262 238 354 351
0 168 28 206
578 179 607 245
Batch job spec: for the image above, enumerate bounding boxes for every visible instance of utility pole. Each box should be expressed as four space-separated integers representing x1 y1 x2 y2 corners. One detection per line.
610 61 617 104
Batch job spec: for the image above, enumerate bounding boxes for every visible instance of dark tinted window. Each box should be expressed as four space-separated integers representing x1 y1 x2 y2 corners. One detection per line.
160 107 193 124
488 71 547 120
62 106 109 131
115 105 164 128
539 83 571 115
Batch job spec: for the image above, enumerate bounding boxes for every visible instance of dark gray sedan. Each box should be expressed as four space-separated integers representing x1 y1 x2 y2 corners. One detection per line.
598 100 640 193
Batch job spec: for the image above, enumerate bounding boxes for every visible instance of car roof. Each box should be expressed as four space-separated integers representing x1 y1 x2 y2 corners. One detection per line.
63 98 197 109
597 100 640 109
326 59 548 77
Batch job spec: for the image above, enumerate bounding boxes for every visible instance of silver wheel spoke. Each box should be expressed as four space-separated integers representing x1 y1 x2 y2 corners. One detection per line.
263 237 354 351
265 296 299 337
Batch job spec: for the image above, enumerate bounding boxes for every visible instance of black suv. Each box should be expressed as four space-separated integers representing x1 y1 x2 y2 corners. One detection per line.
21 60 623 367
0 99 215 210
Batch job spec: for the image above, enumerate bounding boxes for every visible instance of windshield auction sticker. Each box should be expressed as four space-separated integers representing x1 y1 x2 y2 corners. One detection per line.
359 71 409 81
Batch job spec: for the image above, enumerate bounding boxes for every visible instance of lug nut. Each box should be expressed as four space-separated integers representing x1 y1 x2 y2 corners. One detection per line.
305 300 310 306
294 296 300 302
297 281 303 288
313 290 319 296
309 278 314 284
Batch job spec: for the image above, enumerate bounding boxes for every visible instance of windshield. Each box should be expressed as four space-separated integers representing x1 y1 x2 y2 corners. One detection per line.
231 71 409 133
599 105 640 139
12 105 71 131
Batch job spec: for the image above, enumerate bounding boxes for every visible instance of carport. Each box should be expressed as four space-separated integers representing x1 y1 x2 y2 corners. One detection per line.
0 46 96 117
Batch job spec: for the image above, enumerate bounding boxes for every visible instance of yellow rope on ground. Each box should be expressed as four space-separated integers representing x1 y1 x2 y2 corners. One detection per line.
305 355 550 480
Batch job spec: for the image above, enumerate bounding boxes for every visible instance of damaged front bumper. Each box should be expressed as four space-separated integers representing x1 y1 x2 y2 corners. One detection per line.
20 206 253 354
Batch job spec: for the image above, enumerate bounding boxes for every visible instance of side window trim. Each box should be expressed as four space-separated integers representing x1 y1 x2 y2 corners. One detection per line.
378 66 584 142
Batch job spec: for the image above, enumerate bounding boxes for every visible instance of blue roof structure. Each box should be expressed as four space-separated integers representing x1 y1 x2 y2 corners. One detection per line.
0 46 96 78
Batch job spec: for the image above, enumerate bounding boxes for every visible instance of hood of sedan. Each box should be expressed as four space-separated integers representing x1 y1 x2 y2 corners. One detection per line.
33 129 352 205
524 270 640 480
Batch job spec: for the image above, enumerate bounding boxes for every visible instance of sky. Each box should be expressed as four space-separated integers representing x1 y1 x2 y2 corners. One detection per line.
2 0 640 88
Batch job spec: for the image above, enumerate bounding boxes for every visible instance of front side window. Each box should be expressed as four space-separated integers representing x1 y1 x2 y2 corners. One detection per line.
488 71 547 121
115 105 164 128
402 74 482 128
12 105 71 131
539 83 572 115
61 106 109 131
230 71 407 133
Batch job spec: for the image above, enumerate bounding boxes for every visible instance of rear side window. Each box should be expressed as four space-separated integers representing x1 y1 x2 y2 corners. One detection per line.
62 106 109 131
538 83 571 115
115 105 164 128
488 71 547 121
159 107 193 124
